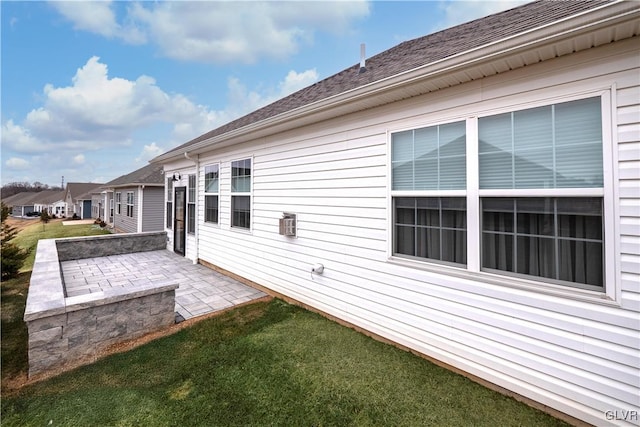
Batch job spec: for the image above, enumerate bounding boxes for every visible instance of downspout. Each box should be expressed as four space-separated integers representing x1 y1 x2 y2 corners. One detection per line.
184 151 199 264
138 185 144 233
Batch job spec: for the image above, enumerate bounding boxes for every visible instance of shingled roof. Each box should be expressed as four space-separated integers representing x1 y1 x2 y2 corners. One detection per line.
103 162 164 188
156 0 611 159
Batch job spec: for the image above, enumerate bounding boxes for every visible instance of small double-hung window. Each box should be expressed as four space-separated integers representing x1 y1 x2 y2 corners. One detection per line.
231 158 251 229
166 177 173 229
392 121 467 265
204 164 219 224
115 192 122 215
126 192 134 217
187 174 196 234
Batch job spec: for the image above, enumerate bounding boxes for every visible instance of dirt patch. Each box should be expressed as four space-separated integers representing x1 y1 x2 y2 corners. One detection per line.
5 217 63 233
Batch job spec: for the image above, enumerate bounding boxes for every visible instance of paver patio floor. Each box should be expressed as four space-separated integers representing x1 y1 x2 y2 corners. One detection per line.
61 250 267 320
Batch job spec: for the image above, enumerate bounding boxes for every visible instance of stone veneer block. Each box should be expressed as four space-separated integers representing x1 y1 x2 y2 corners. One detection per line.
24 232 177 378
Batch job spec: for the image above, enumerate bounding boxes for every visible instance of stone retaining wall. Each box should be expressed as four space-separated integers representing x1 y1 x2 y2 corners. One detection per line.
55 231 167 261
24 232 177 378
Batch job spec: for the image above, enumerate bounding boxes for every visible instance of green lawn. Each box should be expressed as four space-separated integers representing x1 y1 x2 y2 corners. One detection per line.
1 222 569 426
1 298 569 426
12 220 110 272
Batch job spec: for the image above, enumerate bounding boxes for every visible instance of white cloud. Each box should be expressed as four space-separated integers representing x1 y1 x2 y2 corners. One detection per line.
50 1 145 44
1 120 48 153
51 1 369 64
1 55 320 186
135 143 164 163
1 56 213 154
279 69 319 97
5 157 30 170
435 0 529 30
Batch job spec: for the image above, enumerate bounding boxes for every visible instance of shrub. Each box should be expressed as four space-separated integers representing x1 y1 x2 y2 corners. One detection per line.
1 202 29 280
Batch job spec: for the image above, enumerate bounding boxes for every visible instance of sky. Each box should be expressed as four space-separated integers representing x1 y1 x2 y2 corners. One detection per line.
1 0 527 188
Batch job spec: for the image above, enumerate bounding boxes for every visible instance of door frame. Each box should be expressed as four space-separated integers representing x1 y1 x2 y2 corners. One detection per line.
174 186 186 256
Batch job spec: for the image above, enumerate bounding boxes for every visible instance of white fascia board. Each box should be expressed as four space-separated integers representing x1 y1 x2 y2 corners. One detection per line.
152 1 637 164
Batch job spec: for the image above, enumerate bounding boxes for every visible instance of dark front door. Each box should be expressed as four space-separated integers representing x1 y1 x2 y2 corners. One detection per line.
174 187 186 256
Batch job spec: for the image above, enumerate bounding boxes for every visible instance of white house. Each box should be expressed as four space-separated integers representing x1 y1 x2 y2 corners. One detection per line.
152 2 640 425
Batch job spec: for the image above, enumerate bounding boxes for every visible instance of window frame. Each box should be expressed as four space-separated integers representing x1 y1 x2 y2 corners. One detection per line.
387 89 616 301
126 191 134 218
230 157 253 231
187 174 196 234
166 177 173 229
115 192 121 215
204 163 220 225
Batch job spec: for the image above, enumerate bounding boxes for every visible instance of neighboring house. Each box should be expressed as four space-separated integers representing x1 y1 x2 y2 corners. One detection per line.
64 183 103 218
74 191 94 219
32 190 66 215
90 189 104 220
152 2 639 426
3 192 38 217
101 163 165 233
2 190 67 217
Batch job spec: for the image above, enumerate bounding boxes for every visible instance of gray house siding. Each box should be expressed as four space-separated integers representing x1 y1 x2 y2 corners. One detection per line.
12 205 34 217
91 194 102 218
113 186 138 233
142 187 164 232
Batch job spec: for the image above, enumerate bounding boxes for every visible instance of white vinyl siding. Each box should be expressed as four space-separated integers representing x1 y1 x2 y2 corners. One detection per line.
166 39 639 426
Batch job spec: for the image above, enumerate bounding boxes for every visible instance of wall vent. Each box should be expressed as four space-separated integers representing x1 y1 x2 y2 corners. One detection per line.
279 213 297 237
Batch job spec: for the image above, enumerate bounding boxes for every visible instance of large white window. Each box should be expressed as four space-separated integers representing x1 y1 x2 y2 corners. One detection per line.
391 95 607 291
204 164 219 224
231 158 251 229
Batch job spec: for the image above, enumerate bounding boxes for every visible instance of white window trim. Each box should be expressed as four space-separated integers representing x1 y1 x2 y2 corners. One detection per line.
115 192 121 215
166 176 174 230
203 163 220 226
387 87 618 305
126 191 134 218
187 174 196 234
230 156 253 232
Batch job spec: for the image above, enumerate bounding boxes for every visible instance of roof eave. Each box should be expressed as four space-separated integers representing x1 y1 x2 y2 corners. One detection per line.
151 0 638 164
101 182 164 189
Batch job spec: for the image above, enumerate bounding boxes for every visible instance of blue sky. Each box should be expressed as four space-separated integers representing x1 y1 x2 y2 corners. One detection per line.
1 0 526 187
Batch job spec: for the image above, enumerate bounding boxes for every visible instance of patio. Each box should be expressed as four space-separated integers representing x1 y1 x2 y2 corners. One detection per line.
61 250 268 321
24 232 269 377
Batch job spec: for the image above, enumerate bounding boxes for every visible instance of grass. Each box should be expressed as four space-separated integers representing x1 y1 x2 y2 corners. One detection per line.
1 273 29 388
1 221 569 426
12 219 110 272
1 296 570 426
